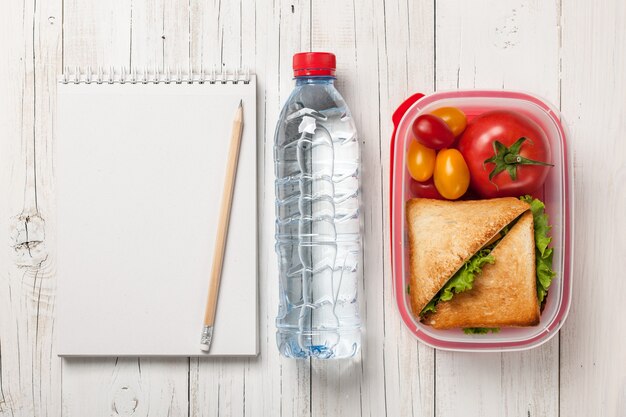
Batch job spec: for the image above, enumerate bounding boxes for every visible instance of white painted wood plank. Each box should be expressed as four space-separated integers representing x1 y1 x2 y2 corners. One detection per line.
190 357 246 417
0 0 62 416
131 0 191 68
61 0 131 69
379 0 437 415
434 1 560 417
189 0 222 70
63 358 189 416
560 1 626 416
161 0 192 66
189 0 254 71
436 0 560 99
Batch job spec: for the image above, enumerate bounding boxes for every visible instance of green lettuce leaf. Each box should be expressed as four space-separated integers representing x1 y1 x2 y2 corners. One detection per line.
463 327 500 335
421 297 437 315
420 249 495 316
520 196 556 303
439 249 495 301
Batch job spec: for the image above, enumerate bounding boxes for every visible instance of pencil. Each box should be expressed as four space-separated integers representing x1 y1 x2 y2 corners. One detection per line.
200 100 244 352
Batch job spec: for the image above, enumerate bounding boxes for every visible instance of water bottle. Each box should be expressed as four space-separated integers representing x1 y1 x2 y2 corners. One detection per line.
274 52 361 359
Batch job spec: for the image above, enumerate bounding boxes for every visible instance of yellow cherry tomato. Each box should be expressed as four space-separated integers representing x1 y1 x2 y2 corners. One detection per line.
406 140 436 182
431 107 467 137
434 149 470 200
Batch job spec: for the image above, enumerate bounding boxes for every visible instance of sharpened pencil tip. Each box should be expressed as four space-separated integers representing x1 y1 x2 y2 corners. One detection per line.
234 100 244 122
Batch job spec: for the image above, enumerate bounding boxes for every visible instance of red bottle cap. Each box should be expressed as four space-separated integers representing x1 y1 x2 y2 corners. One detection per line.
293 52 336 77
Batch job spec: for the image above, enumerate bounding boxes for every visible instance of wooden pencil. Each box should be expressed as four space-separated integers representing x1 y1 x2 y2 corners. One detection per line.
200 100 244 352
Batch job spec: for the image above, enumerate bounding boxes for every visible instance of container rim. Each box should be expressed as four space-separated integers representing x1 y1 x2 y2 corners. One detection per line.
389 89 573 352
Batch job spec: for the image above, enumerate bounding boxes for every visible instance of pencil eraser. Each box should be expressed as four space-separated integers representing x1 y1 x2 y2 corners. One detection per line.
200 343 210 352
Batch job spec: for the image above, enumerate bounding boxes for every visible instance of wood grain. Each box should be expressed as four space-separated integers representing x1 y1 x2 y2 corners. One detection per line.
0 0 625 416
560 0 626 416
0 0 61 416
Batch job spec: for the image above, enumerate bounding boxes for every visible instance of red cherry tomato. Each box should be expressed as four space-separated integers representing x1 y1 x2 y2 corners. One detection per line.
458 110 553 198
409 178 444 199
430 107 467 137
411 114 455 150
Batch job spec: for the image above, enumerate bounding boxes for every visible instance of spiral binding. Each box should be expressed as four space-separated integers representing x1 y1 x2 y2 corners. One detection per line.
60 66 251 84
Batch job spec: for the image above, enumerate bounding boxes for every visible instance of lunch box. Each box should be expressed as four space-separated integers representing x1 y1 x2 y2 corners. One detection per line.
390 90 573 352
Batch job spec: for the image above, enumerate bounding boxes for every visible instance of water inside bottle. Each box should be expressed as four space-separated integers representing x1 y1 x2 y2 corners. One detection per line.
274 78 362 359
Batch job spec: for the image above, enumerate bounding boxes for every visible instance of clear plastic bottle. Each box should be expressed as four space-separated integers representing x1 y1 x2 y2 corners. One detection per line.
274 52 361 359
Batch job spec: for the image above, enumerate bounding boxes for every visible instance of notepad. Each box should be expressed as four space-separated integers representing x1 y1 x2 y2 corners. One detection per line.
56 70 258 356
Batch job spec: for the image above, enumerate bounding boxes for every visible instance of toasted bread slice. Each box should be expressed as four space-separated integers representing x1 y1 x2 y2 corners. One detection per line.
423 211 540 329
406 197 530 316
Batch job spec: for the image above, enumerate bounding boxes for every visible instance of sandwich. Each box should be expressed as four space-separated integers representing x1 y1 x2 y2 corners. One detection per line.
405 196 555 333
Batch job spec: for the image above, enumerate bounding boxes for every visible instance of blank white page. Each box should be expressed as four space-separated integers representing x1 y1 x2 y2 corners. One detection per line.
56 78 257 356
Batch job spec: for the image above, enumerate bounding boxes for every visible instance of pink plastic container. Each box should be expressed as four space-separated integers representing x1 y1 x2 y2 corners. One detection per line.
390 90 573 352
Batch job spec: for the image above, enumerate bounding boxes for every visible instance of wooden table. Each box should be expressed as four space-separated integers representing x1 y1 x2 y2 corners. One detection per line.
1 0 624 416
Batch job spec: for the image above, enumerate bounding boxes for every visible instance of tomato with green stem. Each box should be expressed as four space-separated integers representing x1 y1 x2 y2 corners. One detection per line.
458 110 553 198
